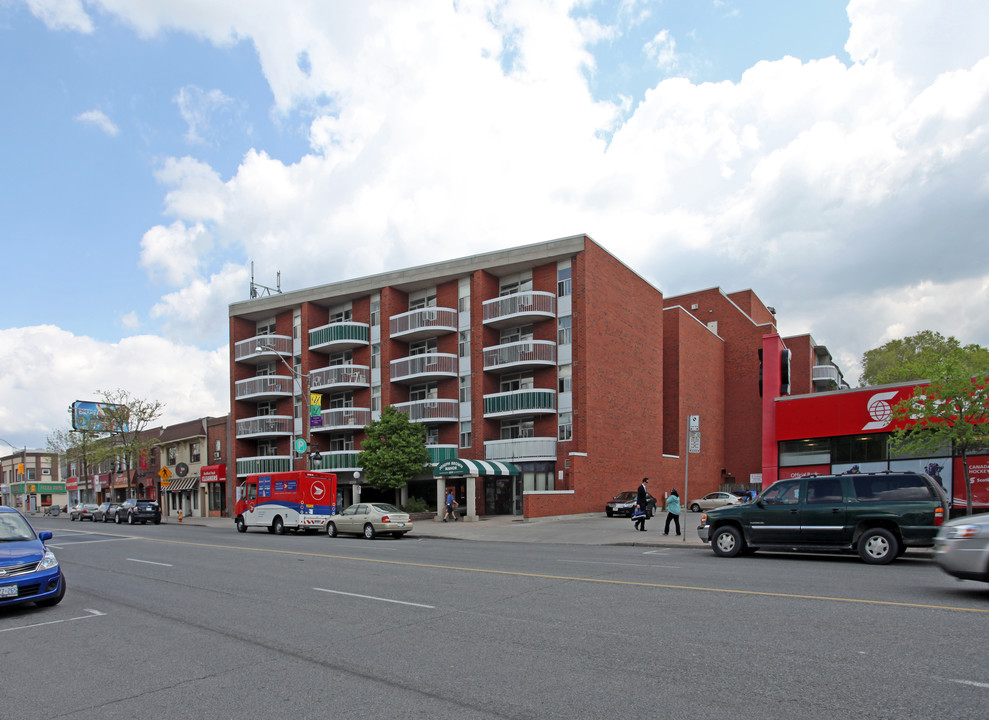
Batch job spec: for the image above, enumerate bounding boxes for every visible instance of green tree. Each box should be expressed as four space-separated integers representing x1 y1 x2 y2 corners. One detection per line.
48 423 98 502
890 375 989 516
860 330 989 386
357 406 430 492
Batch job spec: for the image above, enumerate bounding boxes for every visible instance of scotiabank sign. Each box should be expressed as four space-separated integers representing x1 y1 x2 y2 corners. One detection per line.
775 384 920 441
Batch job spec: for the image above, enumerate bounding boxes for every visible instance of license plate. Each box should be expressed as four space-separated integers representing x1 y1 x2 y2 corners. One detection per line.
0 585 17 598
396 522 405 528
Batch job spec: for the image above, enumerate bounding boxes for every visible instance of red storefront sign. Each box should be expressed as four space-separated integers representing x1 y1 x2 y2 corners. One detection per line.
953 455 989 507
775 384 919 441
66 477 78 491
201 464 226 483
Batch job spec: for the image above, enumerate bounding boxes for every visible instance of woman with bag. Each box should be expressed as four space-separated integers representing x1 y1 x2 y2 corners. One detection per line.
664 488 681 536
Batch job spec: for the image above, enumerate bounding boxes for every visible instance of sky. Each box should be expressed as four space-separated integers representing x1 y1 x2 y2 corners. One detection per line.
1 0 988 455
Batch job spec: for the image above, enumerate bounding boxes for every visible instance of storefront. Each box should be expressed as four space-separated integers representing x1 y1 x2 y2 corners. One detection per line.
201 464 227 517
434 459 521 518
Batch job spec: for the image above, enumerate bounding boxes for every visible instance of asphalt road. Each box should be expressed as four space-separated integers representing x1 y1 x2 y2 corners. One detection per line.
3 520 987 719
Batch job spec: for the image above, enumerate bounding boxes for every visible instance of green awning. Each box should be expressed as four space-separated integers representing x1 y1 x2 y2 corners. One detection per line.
434 459 519 477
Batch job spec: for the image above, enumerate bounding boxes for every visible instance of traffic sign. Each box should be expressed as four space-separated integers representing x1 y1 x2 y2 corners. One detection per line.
294 438 308 455
158 466 172 481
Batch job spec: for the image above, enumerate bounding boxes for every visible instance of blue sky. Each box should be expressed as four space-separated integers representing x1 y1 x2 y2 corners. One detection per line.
1 0 988 454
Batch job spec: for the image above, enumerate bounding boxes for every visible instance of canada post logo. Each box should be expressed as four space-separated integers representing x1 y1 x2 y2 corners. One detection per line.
863 391 899 430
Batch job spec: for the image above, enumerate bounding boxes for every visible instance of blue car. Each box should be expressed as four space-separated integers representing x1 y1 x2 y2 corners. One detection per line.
0 506 66 609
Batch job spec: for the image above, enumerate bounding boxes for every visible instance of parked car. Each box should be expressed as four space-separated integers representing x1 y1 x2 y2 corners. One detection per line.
687 492 743 512
93 502 121 523
326 503 413 539
697 472 949 565
934 512 989 583
69 503 99 521
115 498 161 525
605 491 658 518
0 505 66 609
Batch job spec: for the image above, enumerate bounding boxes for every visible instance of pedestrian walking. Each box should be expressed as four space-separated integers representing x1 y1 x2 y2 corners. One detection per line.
444 488 456 522
633 477 649 531
664 488 681 535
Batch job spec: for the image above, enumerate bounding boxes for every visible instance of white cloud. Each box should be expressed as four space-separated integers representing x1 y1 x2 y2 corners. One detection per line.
25 0 93 33
75 109 119 136
174 85 237 145
644 29 677 70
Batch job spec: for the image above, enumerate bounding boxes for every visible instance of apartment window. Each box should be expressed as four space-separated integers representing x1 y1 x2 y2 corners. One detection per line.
409 292 437 310
459 375 471 403
167 447 177 465
328 308 352 323
500 373 534 392
257 440 277 456
256 318 276 335
458 294 470 313
329 392 353 409
460 421 472 448
371 343 380 369
410 338 438 355
256 362 276 377
329 434 354 452
501 325 533 344
328 350 353 367
459 330 470 358
371 386 381 413
410 383 438 402
558 364 572 394
257 400 276 416
190 442 201 463
499 276 532 295
370 297 380 326
558 412 573 442
425 426 440 444
500 418 534 440
558 316 572 346
557 266 572 297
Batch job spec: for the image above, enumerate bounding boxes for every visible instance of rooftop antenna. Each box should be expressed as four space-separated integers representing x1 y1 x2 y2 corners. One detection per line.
250 261 282 298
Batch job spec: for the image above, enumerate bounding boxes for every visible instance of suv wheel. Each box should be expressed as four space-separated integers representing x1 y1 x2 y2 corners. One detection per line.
711 526 743 558
858 528 899 565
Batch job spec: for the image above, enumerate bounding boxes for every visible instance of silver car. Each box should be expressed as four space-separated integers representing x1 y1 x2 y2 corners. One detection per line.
687 492 742 513
326 503 413 540
934 512 989 583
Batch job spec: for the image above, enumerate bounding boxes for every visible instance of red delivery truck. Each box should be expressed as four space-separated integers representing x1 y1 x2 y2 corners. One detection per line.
234 471 338 535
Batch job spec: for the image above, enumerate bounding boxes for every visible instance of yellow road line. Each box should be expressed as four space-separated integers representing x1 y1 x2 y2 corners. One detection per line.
128 535 989 614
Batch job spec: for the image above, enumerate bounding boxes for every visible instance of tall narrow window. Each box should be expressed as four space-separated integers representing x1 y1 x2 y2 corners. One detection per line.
558 316 572 346
558 412 573 442
460 421 472 448
557 266 572 297
558 364 572 394
459 330 470 358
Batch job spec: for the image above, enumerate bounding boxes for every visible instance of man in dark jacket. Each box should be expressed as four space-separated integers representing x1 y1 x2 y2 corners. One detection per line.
634 478 649 531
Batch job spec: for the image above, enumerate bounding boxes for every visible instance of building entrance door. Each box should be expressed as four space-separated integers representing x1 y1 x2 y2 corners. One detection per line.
484 477 523 515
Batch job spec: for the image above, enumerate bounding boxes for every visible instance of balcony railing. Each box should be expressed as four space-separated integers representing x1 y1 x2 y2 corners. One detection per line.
309 365 370 391
311 407 371 432
393 398 459 423
235 415 294 439
482 291 556 328
309 322 370 353
234 334 293 363
483 388 556 417
482 340 556 372
812 365 841 386
484 436 557 462
427 445 458 464
389 307 458 341
236 455 291 476
390 353 458 383
235 375 295 400
311 451 362 472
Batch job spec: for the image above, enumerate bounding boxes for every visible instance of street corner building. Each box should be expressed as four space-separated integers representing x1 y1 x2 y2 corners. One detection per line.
226 234 844 520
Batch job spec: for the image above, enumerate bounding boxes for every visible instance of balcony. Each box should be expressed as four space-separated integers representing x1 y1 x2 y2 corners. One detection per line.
812 364 842 389
483 388 556 418
484 437 557 462
235 375 295 401
482 341 556 373
236 455 291 476
428 444 458 464
234 334 293 364
309 321 370 353
393 398 459 423
235 415 294 439
482 291 556 329
390 353 458 384
390 307 458 342
311 451 362 472
311 407 371 432
309 365 370 391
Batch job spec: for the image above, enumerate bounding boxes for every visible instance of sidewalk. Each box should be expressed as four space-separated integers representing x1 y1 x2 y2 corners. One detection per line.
126 510 710 547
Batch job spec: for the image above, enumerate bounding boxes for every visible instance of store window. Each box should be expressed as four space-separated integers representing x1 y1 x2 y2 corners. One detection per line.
833 435 887 464
779 438 830 467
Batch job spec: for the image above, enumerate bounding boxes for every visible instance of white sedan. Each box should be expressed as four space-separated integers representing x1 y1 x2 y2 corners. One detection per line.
326 502 413 539
687 492 743 512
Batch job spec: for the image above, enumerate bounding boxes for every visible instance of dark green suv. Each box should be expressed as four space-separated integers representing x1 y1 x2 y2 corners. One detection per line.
697 472 949 564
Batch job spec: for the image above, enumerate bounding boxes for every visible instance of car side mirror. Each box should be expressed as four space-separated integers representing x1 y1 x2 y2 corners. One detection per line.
39 530 53 541
755 500 765 508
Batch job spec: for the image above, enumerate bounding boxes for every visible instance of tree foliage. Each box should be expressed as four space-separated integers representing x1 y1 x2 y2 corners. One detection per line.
357 406 430 491
89 389 165 497
860 330 989 386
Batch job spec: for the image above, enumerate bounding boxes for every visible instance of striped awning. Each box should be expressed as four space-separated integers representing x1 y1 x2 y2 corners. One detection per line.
434 459 519 477
165 476 200 492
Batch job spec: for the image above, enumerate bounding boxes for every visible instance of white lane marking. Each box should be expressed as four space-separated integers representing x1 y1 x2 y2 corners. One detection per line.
127 558 173 567
558 559 682 569
0 608 104 633
47 537 134 548
313 587 434 608
950 679 989 689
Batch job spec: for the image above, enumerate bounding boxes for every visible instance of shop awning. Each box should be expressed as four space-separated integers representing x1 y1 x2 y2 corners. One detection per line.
164 476 200 492
434 459 519 477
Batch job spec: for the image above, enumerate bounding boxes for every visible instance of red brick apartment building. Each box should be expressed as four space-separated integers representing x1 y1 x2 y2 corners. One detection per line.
227 235 844 519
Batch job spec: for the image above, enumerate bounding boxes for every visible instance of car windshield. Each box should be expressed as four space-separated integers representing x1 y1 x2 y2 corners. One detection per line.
0 513 36 542
613 492 635 501
372 503 400 512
